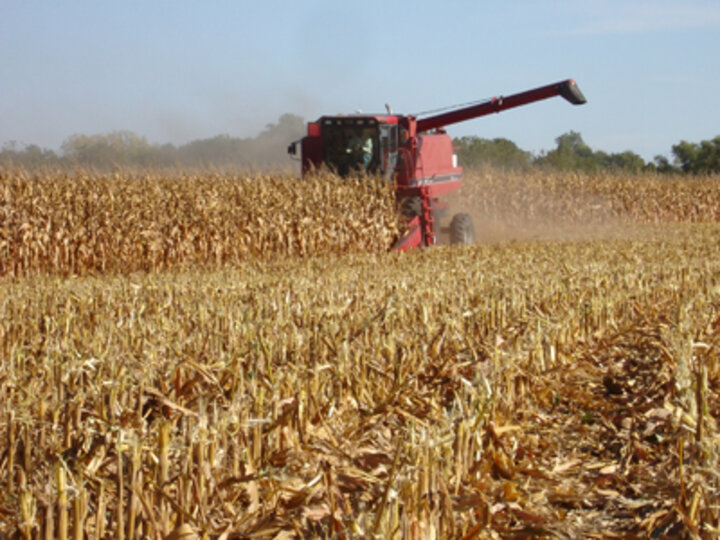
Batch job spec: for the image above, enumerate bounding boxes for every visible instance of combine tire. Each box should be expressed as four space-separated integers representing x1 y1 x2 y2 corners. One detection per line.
449 213 475 245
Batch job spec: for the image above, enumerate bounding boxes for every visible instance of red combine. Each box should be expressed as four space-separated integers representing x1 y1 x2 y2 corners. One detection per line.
288 79 586 250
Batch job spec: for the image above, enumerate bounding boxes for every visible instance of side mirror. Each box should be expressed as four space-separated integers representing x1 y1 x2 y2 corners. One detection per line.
287 141 297 155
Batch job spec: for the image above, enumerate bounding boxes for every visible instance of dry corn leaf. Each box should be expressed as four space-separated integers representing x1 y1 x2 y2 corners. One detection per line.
165 524 199 540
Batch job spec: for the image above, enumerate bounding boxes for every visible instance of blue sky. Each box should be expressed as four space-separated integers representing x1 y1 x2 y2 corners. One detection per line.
2 1 719 161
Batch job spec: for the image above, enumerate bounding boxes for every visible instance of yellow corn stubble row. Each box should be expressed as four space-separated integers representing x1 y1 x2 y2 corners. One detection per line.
0 168 400 277
1 225 719 537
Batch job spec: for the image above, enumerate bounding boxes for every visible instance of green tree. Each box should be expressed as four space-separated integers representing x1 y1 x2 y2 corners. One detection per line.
536 131 597 171
648 154 678 174
671 141 699 173
453 136 532 170
672 136 720 174
535 131 649 173
599 150 646 173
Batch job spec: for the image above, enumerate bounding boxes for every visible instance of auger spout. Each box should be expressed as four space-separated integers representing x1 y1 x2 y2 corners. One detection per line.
416 79 586 133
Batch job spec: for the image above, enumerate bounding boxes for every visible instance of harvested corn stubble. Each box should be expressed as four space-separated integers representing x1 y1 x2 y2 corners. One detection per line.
1 220 719 537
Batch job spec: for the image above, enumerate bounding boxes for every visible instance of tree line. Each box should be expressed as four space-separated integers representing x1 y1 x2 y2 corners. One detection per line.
0 114 306 170
2 112 719 174
454 131 720 174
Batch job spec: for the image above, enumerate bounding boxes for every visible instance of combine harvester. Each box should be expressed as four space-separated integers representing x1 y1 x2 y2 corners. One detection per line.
288 79 586 250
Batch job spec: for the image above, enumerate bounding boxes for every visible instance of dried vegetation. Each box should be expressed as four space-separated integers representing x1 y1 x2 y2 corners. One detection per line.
0 168 719 538
448 169 720 241
0 169 398 277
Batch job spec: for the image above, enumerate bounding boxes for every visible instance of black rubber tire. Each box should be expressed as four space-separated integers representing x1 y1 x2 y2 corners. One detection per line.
449 213 475 245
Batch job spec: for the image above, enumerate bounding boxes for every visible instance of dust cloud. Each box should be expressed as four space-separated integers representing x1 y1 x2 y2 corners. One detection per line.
439 168 655 245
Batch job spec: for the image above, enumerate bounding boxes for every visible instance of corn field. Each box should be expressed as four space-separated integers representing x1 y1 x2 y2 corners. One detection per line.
0 168 719 538
0 169 399 277
448 168 720 242
4 168 720 277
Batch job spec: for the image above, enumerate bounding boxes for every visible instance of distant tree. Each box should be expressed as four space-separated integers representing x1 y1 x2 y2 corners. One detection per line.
177 113 305 168
178 134 250 167
258 113 305 143
0 141 59 167
672 136 720 174
671 141 699 173
535 131 597 171
697 136 720 173
535 131 649 173
61 130 172 168
649 154 678 174
598 150 646 173
3 114 306 170
453 136 532 170
157 143 178 165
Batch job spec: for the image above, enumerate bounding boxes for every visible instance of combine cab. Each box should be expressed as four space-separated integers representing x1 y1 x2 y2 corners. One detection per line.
288 79 586 250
